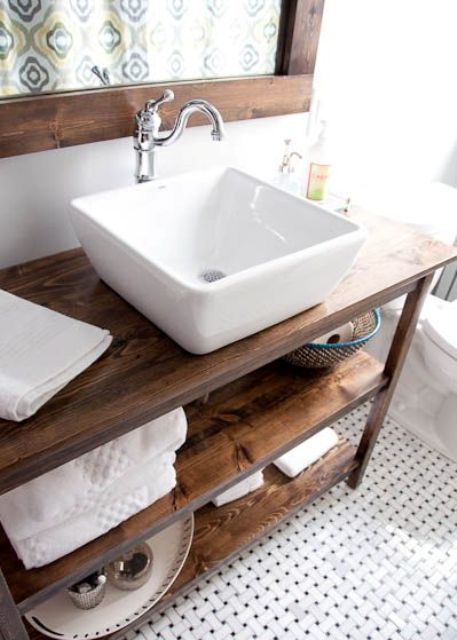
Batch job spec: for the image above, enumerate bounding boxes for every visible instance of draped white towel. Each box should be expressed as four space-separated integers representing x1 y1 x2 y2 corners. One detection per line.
0 407 187 541
4 453 177 569
213 471 264 507
0 289 112 421
273 428 339 478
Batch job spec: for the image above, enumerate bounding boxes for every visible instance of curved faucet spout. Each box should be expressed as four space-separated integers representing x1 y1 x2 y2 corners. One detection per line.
134 91 225 183
155 99 225 147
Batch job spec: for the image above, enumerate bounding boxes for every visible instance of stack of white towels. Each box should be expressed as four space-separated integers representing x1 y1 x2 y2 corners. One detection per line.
0 289 187 569
0 289 340 568
0 408 187 569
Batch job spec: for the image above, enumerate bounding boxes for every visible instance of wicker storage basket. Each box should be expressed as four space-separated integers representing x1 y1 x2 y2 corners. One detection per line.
284 309 381 369
67 572 107 610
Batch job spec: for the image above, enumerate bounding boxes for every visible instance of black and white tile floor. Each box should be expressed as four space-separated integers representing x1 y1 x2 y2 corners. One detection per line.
128 404 457 640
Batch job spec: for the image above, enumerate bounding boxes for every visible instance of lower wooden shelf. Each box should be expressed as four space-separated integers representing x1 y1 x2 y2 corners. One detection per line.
27 438 356 640
0 352 383 617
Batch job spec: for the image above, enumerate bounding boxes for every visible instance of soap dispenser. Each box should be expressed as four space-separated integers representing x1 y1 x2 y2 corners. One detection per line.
305 120 332 201
272 139 303 195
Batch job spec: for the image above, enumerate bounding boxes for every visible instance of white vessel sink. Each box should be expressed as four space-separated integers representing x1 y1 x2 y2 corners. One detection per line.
71 168 366 354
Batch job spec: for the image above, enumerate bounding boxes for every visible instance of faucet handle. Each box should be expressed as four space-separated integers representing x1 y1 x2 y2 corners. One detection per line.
136 90 174 135
145 90 174 114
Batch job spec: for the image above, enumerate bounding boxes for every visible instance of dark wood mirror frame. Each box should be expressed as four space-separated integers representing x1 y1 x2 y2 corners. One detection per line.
0 0 324 159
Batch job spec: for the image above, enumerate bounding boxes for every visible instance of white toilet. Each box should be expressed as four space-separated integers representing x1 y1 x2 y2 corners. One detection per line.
366 182 457 461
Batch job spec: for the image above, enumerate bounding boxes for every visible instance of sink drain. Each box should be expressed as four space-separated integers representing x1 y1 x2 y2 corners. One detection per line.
199 269 227 283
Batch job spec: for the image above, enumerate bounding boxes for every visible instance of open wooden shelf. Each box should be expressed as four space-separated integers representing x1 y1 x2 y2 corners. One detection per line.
2 352 384 614
26 439 356 640
0 208 455 640
0 208 455 496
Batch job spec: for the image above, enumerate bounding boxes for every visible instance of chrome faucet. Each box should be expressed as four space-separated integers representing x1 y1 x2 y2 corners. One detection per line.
134 89 225 183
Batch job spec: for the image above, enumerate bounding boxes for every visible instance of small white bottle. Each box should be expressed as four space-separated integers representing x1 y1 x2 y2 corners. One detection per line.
305 121 332 201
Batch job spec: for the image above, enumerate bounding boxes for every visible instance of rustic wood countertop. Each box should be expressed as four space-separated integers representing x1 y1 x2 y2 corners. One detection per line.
0 207 455 495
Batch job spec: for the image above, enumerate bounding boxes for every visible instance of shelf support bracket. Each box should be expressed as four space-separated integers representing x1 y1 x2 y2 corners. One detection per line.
0 568 29 640
347 274 434 488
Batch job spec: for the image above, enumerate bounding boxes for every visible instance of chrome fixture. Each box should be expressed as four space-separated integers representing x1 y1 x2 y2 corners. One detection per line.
133 89 225 183
279 138 302 175
91 65 110 86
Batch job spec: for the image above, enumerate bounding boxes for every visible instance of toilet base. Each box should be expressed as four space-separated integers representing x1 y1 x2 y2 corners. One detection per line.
367 302 457 463
389 392 456 462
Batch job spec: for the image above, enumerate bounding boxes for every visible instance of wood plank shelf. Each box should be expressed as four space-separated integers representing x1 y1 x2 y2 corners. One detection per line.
0 208 456 640
2 352 384 613
0 209 455 496
136 441 357 631
25 439 356 640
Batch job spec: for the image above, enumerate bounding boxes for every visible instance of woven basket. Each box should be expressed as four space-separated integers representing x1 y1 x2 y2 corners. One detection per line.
284 308 381 369
67 572 107 610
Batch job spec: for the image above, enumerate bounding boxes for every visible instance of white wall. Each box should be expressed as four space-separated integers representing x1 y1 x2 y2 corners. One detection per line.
315 0 457 200
0 113 307 268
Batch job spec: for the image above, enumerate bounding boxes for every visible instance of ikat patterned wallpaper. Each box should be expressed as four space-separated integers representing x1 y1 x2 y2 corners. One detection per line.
0 0 281 97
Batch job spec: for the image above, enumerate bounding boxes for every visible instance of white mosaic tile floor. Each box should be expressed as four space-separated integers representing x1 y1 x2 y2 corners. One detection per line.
128 404 457 640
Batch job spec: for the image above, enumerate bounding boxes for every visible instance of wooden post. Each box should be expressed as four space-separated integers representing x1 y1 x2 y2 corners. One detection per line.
276 0 326 75
0 569 28 640
347 274 433 488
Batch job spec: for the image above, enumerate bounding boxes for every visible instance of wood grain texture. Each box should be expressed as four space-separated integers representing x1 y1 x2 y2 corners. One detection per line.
0 570 28 640
347 275 433 488
109 441 356 640
0 0 326 159
3 207 456 638
0 75 312 158
2 352 382 612
0 209 455 496
25 440 356 640
278 0 326 75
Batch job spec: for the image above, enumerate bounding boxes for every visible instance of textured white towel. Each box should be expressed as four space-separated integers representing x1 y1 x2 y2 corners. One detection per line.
213 471 264 507
0 408 186 540
0 289 112 421
273 428 339 478
7 454 177 569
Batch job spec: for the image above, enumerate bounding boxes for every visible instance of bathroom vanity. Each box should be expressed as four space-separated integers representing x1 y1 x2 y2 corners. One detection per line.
0 207 456 639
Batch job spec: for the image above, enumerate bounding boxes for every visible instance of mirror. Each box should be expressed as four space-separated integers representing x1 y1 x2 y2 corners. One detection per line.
0 0 282 98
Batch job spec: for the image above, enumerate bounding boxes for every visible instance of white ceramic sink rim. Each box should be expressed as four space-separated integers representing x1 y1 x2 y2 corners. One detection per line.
71 167 365 296
71 167 367 353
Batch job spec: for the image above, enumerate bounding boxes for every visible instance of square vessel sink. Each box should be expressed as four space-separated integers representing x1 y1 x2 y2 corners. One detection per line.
71 168 366 354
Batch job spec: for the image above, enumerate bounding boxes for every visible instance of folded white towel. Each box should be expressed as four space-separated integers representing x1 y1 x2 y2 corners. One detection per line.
213 471 264 507
7 454 177 569
0 289 112 421
273 428 339 478
0 407 187 540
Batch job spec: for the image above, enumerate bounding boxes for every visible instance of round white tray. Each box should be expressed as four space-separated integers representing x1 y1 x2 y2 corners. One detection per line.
26 515 194 639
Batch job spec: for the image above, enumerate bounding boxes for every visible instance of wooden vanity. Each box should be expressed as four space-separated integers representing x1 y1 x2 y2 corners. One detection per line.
0 207 456 640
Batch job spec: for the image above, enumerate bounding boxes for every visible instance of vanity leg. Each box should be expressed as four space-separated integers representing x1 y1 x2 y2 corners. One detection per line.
0 569 29 640
347 274 433 489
